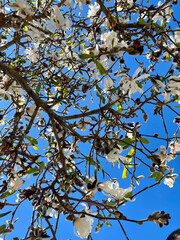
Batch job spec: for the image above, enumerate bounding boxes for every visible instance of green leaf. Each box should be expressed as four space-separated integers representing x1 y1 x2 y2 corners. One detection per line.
153 22 164 30
13 238 19 240
107 201 116 206
25 136 38 145
176 42 180 47
119 138 134 147
102 96 106 104
0 190 16 199
105 222 112 227
95 84 102 94
96 213 104 219
0 224 6 234
44 225 54 231
148 172 163 181
36 82 41 94
138 18 148 25
174 105 180 108
140 138 149 144
95 61 107 76
124 191 133 199
0 211 12 218
26 168 39 174
4 94 9 101
79 54 93 59
85 156 96 166
33 172 39 176
39 161 46 170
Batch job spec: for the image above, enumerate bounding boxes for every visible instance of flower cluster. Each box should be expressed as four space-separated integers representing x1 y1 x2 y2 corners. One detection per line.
98 180 132 201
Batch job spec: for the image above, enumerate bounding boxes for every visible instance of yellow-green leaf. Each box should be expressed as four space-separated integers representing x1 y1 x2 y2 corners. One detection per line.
24 26 28 31
117 104 122 113
128 148 135 156
39 161 46 170
79 54 93 59
26 136 38 145
166 53 171 61
140 138 149 144
0 190 16 199
138 18 148 25
26 168 39 174
95 61 107 76
33 145 39 150
160 21 165 29
36 82 41 94
122 167 128 179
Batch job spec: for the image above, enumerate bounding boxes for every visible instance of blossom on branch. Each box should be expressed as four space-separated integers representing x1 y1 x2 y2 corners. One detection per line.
10 0 32 18
169 141 180 154
8 175 24 191
24 47 38 63
73 204 94 239
49 5 66 30
98 180 132 201
87 2 100 18
118 67 150 97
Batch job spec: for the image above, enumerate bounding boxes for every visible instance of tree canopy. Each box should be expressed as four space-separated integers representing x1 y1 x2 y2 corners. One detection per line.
0 0 180 239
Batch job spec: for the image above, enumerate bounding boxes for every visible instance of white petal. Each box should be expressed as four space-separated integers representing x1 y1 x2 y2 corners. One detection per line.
135 74 150 81
132 67 142 79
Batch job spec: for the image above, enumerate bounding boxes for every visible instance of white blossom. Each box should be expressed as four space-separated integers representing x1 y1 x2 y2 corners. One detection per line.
101 31 119 50
0 89 11 100
46 208 59 219
82 176 98 197
164 177 175 188
8 175 24 190
169 141 180 154
27 20 46 43
87 2 100 18
1 74 23 96
75 119 91 132
49 5 65 30
118 67 149 97
11 0 32 18
36 0 51 12
152 1 172 23
117 0 134 11
24 47 38 63
26 104 41 119
64 0 72 7
106 145 127 167
104 77 113 92
175 29 180 43
73 204 94 239
156 74 180 101
150 146 173 163
98 180 132 201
